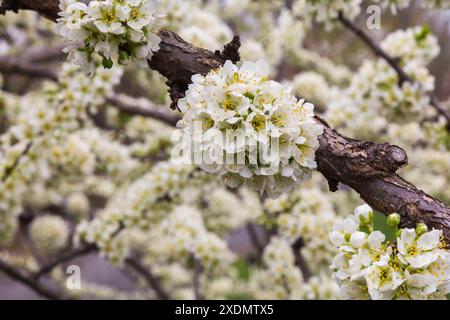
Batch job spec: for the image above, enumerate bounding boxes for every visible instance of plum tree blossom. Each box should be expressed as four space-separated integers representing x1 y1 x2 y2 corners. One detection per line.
330 205 450 300
175 59 323 197
57 0 163 73
0 0 449 302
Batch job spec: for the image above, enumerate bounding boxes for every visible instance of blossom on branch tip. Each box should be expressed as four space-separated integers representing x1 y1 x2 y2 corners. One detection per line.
57 0 163 74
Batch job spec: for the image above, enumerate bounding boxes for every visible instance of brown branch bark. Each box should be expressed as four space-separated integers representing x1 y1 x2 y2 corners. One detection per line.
315 117 450 241
192 256 203 300
292 237 312 281
34 244 97 279
2 1 450 244
0 55 59 81
106 94 180 126
0 258 63 300
125 257 171 300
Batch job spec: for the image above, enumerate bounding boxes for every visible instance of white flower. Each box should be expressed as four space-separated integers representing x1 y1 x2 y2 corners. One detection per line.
354 204 373 223
365 262 405 298
330 204 450 300
329 216 359 246
175 60 323 197
57 0 162 71
397 228 442 269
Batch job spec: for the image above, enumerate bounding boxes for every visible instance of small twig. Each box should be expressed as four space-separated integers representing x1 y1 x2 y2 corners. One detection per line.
23 44 66 63
34 244 96 279
106 94 180 127
125 257 171 300
0 257 63 300
292 238 312 281
337 12 450 127
0 55 58 81
1 141 32 183
0 54 180 126
193 256 203 300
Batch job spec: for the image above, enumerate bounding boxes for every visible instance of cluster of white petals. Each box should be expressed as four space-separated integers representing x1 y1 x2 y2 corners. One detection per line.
160 206 235 269
57 0 162 74
292 0 362 29
175 60 323 197
330 204 450 300
327 26 438 139
29 215 70 255
0 63 123 248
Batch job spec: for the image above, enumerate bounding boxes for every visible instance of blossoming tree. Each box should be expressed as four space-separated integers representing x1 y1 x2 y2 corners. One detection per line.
0 0 449 300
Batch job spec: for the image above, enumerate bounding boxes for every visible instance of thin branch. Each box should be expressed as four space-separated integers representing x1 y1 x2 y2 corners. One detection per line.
0 55 180 126
125 257 171 300
34 244 96 279
23 44 66 63
292 238 312 281
0 55 58 81
337 12 450 127
106 94 180 127
193 256 203 300
0 257 63 300
1 141 32 183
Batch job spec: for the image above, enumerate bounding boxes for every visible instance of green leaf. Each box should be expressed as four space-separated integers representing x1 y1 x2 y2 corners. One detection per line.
373 211 396 242
234 258 251 280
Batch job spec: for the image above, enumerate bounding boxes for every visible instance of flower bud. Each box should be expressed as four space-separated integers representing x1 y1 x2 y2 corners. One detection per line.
416 223 428 235
387 213 401 228
354 204 373 225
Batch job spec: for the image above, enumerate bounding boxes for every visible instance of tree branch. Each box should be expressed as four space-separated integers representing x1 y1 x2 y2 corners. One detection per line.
292 237 312 281
193 256 203 300
315 117 450 242
2 1 450 243
34 244 97 279
0 55 179 126
0 257 63 300
0 55 58 81
106 94 180 126
125 257 171 300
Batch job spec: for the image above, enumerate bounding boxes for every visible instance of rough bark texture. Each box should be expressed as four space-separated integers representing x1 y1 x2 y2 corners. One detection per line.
149 31 241 109
0 0 60 20
315 118 450 241
1 0 450 243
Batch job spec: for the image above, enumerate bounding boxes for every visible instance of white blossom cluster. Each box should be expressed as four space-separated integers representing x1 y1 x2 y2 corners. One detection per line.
176 60 323 197
327 26 439 139
264 187 339 270
288 72 331 108
258 237 304 299
29 215 70 255
252 236 339 299
292 0 362 30
57 0 163 73
0 63 122 247
330 204 450 300
376 0 450 12
160 205 235 270
381 25 440 68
